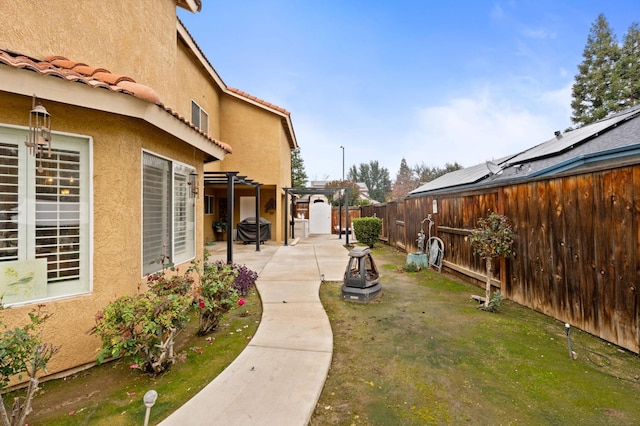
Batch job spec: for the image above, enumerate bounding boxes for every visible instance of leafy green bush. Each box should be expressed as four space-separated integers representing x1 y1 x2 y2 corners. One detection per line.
403 262 421 272
93 251 259 374
93 271 193 375
353 217 382 248
93 291 191 374
480 291 503 312
1 305 59 426
194 261 238 336
189 252 252 336
210 261 258 297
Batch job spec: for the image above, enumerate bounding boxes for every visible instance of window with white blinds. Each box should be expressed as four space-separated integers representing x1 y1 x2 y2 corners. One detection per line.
35 147 82 283
0 126 90 306
142 152 195 276
0 141 18 261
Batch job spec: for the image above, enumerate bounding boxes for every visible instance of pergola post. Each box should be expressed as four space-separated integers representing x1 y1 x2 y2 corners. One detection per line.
283 188 289 246
255 183 261 252
226 172 237 264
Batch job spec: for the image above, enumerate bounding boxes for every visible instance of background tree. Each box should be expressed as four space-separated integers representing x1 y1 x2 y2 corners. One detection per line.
571 14 621 127
347 160 391 202
324 180 360 206
391 158 418 199
414 162 463 184
290 148 308 188
615 22 640 108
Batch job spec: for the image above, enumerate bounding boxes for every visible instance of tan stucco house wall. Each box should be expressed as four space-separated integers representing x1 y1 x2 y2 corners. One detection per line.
0 0 297 381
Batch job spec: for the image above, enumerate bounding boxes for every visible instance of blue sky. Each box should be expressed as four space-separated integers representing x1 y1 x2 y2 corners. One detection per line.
178 1 640 183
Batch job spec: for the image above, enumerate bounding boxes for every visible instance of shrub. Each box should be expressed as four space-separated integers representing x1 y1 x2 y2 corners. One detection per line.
1 305 59 426
193 260 239 336
146 268 194 296
480 291 503 312
93 291 191 374
403 262 421 272
93 270 193 375
353 217 382 248
228 262 258 296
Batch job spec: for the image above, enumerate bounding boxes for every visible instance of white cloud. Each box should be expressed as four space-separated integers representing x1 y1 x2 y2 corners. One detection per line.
401 84 572 168
521 28 557 39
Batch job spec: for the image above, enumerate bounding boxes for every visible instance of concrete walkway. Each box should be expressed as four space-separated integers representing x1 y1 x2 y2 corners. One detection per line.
160 235 349 426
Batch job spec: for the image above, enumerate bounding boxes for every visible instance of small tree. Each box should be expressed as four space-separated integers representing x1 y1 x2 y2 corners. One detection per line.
468 212 514 310
0 305 59 426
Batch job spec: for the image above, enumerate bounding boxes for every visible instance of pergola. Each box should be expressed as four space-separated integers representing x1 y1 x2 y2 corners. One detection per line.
282 186 351 246
203 171 262 263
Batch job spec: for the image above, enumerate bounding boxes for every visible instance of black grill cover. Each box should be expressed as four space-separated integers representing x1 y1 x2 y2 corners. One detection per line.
236 217 271 243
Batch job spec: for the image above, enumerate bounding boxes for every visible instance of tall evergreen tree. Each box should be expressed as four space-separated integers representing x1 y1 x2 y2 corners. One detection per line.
571 14 621 127
347 160 391 203
290 148 308 188
391 158 418 199
616 22 640 108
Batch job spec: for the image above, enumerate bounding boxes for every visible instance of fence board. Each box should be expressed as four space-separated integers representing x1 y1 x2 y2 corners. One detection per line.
362 162 640 353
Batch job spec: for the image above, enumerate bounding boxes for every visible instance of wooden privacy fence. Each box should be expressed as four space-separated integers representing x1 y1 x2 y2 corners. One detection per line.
361 164 640 354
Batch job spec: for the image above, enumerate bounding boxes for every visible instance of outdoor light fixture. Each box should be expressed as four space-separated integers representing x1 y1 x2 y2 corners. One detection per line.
24 94 52 173
143 389 158 426
188 171 199 198
565 323 576 360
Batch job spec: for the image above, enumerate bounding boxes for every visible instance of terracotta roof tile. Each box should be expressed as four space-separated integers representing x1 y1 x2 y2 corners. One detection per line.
91 71 135 85
73 65 110 76
226 87 290 115
47 58 87 69
0 49 231 154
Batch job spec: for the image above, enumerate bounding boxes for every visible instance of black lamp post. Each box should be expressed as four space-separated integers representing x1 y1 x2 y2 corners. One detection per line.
340 145 344 180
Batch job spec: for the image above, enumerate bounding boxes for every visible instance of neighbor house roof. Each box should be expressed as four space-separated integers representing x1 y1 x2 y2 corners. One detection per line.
409 156 513 195
0 48 232 160
409 105 640 197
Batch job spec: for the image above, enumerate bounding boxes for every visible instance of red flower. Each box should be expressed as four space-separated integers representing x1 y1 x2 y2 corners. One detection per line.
238 298 245 306
199 300 206 309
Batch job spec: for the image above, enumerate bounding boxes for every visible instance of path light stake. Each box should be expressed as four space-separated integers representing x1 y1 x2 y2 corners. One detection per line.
565 323 576 360
143 389 158 426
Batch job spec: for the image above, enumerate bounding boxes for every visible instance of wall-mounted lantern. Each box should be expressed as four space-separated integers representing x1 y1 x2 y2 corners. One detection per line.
188 171 199 198
24 95 52 173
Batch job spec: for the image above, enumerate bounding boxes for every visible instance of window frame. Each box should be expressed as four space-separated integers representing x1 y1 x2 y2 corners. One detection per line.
141 150 196 277
0 124 93 307
204 195 215 215
190 100 209 133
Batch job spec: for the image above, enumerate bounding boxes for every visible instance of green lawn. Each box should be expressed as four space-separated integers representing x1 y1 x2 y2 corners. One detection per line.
311 244 640 425
12 243 640 425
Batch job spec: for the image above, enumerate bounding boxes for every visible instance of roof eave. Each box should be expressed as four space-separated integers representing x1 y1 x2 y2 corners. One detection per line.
176 0 201 13
0 66 227 161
